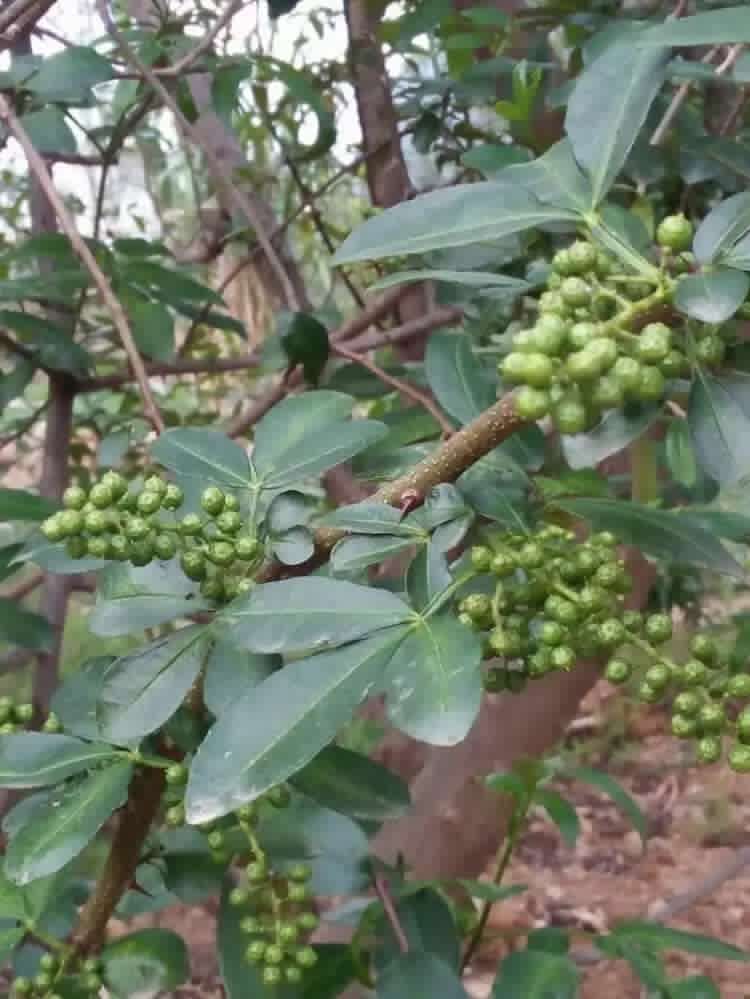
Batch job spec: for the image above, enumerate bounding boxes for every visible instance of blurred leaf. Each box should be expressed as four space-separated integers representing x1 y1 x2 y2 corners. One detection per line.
688 371 750 486
203 638 276 717
642 9 750 46
290 745 410 821
26 46 113 104
492 949 579 998
534 788 579 847
562 405 659 470
665 420 698 488
129 300 174 361
694 192 750 263
375 888 460 974
674 270 749 323
151 428 253 490
566 766 648 843
0 599 52 650
0 487 58 522
377 952 466 998
19 108 77 155
607 920 750 961
0 733 118 789
102 928 189 995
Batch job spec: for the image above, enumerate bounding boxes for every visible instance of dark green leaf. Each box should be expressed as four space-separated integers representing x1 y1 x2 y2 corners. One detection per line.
0 359 34 408
266 491 314 533
0 310 90 375
26 46 113 104
15 532 109 575
129 300 174 361
678 509 750 542
98 626 209 744
5 761 133 884
271 526 315 565
20 108 77 155
458 455 531 530
203 638 277 717
331 535 416 574
185 629 408 824
501 139 592 213
51 657 112 741
457 880 527 903
562 405 660 470
122 259 222 305
333 184 577 264
377 952 467 998
565 42 669 205
694 192 750 263
151 428 253 490
666 420 698 488
462 143 531 176
688 371 750 486
253 391 353 473
667 976 720 999
375 888 460 974
425 331 494 426
527 928 571 954
273 60 336 161
319 500 417 536
0 868 27 920
554 497 743 577
492 949 580 998
102 929 189 995
0 733 118 789
384 616 482 745
406 545 452 612
290 745 410 820
567 766 648 843
224 577 413 654
609 920 750 961
281 312 330 385
89 590 208 637
642 9 750 47
0 926 24 963
0 599 52 650
0 487 58 521
534 788 579 847
674 269 749 323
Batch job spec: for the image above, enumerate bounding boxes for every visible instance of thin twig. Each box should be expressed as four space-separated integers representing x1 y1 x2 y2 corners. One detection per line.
373 873 409 954
1 569 43 602
332 340 453 436
0 96 164 433
156 0 246 77
96 0 301 312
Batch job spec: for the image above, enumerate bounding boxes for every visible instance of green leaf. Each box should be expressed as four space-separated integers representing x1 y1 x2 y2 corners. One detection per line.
375 888 460 974
501 139 592 213
554 497 743 578
0 733 118 789
185 629 408 824
203 638 277 717
641 8 750 47
534 788 580 847
331 535 416 574
271 526 315 565
0 599 52 650
688 371 750 486
406 545 452 612
15 532 109 575
333 184 577 264
224 577 413 654
0 310 90 375
458 454 531 530
0 359 34 409
457 880 527 903
290 745 410 821
102 929 189 995
151 428 253 490
666 420 698 488
694 192 750 263
492 949 580 998
372 269 529 292
565 42 669 206
377 952 467 998
561 404 660 470
319 500 418 536
425 331 494 426
281 311 330 385
19 108 77 155
272 59 336 161
262 420 387 490
98 626 209 744
266 491 314 533
674 269 749 323
88 590 209 637
566 766 648 843
129 300 174 361
51 657 112 741
666 976 720 999
26 46 113 104
253 391 353 472
5 761 133 884
609 920 750 962
0 487 58 521
384 616 482 746
0 926 24 963
122 259 222 305
0 868 27 920
462 143 531 176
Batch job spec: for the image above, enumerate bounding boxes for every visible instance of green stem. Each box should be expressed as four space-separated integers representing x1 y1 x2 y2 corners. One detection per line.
422 570 478 619
460 797 530 972
630 436 659 504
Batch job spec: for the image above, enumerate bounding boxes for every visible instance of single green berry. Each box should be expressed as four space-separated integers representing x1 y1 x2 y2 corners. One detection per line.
673 691 702 716
180 550 207 581
208 541 236 566
83 509 108 535
645 613 672 644
539 290 567 315
531 318 567 355
597 618 626 648
550 645 575 671
552 248 575 275
560 276 590 307
518 542 544 569
129 537 155 566
110 535 129 561
163 483 185 510
288 862 312 883
605 658 631 684
590 374 624 410
201 486 226 516
235 535 261 561
14 702 33 723
737 707 750 743
41 514 65 542
661 349 688 378
245 940 267 964
143 474 167 497
33 973 53 990
636 366 666 402
262 966 283 986
279 923 299 945
65 536 88 559
515 386 550 421
553 396 588 435
696 735 722 764
470 546 492 572
690 634 717 664
637 682 661 704
63 485 87 510
567 320 600 351
461 593 491 620
696 335 726 366
637 323 672 364
587 337 618 372
729 744 750 773
287 882 309 903
59 509 84 535
295 946 318 968
671 714 697 739
522 353 554 389
166 804 185 826
154 534 177 560
89 482 114 508
622 610 643 633
265 944 284 966
230 887 250 907
166 763 187 785
247 860 267 883
698 703 726 733
490 552 515 577
180 513 203 537
483 667 506 692
297 911 319 932
125 516 150 540
657 214 693 251
284 965 304 985
39 953 58 972
645 664 671 690
240 916 261 934
539 620 565 647
217 511 242 535
102 471 128 500
137 490 162 515
727 673 750 698
612 356 643 395
501 352 529 385
681 659 709 687
13 978 32 996
567 241 598 273
86 536 111 559
566 349 602 383
224 494 240 512
267 785 291 808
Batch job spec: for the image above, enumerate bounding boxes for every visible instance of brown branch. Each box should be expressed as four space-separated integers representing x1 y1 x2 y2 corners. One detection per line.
332 341 454 436
373 873 409 954
0 329 35 363
0 95 164 433
1 569 43 602
155 0 246 78
97 0 301 313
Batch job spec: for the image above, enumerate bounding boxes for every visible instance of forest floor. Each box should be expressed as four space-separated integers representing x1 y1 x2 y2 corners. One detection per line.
120 681 750 998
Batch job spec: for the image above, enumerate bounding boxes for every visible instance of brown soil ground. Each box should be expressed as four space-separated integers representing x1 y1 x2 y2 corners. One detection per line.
113 681 750 998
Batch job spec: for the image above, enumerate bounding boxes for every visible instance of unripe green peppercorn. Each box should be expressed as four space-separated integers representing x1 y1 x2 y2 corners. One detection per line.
553 396 587 435
208 541 236 566
644 664 671 690
162 483 185 510
729 744 750 773
696 735 722 764
698 703 726 733
143 474 167 496
201 486 225 516
645 613 672 644
245 940 267 963
285 965 304 985
154 534 177 560
129 537 155 566
87 536 111 559
560 276 590 307
671 714 697 739
235 535 261 561
125 516 150 540
490 552 515 577
605 658 631 684
691 634 717 664
59 509 84 535
137 490 162 515
217 511 242 534
181 550 206 581
682 659 709 687
515 386 550 421
470 545 492 572
727 673 750 698
297 911 319 932
673 691 701 716
89 482 114 508
637 323 672 363
66 536 88 559
180 513 203 537
262 966 283 986
166 763 187 785
657 214 693 251
63 485 87 510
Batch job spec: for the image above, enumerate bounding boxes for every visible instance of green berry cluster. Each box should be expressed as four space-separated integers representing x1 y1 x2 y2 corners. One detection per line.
500 218 728 434
0 696 35 734
12 955 102 999
462 525 632 693
607 630 750 774
41 472 263 605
